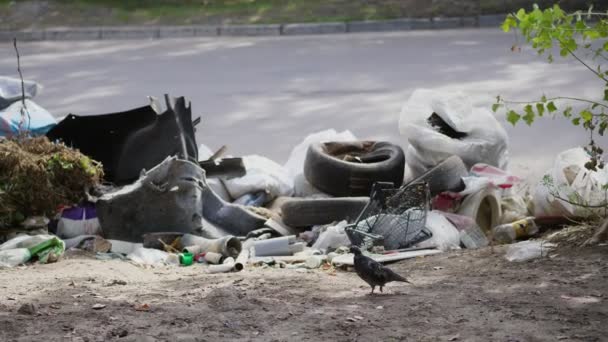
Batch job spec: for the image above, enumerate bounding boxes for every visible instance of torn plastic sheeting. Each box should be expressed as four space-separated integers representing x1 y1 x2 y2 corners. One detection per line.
223 155 293 201
46 95 198 185
127 247 176 266
0 99 56 136
533 147 608 218
0 76 40 109
399 89 509 177
331 248 442 266
311 220 350 252
96 157 205 243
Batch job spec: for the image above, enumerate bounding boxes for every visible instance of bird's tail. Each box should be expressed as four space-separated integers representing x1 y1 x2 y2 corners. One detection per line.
390 271 410 283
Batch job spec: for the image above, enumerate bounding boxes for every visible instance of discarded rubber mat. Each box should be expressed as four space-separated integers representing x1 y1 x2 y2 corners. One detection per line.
304 141 405 196
47 95 198 185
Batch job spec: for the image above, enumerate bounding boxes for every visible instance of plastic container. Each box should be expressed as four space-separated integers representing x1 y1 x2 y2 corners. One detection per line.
179 252 194 266
492 217 538 244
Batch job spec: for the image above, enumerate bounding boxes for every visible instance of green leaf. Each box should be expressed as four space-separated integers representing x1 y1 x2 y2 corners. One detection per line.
563 106 573 118
547 102 557 112
501 15 517 32
507 110 521 125
604 89 608 101
536 103 545 117
572 117 581 125
523 107 535 125
581 110 593 122
599 121 608 136
492 103 501 112
541 94 547 102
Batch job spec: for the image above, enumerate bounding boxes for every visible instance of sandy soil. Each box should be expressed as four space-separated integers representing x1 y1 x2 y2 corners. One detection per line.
1 241 607 342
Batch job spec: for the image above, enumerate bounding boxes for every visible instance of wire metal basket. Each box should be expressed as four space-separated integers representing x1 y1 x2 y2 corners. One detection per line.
345 181 432 251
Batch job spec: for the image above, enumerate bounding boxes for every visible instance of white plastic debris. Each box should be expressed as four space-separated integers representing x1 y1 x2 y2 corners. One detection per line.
284 129 357 197
311 220 350 252
533 147 608 218
415 211 461 251
126 247 171 266
399 89 509 177
223 155 293 200
505 240 556 262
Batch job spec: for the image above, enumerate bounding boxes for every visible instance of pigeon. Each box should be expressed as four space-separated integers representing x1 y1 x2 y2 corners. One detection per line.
351 246 410 294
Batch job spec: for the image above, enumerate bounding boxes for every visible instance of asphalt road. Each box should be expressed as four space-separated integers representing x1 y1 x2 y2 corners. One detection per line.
0 29 602 179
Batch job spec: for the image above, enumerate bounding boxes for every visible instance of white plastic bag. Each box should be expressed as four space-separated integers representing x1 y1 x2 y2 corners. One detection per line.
533 148 608 217
312 221 350 251
127 247 172 266
505 240 555 262
0 248 31 268
223 155 293 200
415 211 461 251
399 89 509 177
284 129 357 197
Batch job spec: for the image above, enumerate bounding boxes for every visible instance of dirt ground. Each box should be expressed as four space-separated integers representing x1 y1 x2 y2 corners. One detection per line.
1 239 607 342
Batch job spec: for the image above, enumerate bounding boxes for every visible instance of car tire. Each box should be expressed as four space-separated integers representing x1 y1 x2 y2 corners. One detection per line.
281 197 370 227
303 141 405 197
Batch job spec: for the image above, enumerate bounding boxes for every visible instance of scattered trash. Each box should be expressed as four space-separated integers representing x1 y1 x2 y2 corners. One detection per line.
492 217 538 244
281 197 369 227
252 236 305 257
223 155 293 201
126 247 173 266
92 304 106 310
439 212 488 249
0 234 65 267
311 221 350 252
207 256 236 274
1 99 56 136
180 234 242 258
106 280 127 286
56 203 101 239
416 211 461 251
534 147 608 218
399 89 508 177
134 303 151 312
456 184 502 233
505 240 556 262
179 252 194 266
0 76 40 109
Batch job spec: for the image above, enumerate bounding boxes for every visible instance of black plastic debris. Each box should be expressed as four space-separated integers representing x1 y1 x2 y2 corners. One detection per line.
47 95 198 185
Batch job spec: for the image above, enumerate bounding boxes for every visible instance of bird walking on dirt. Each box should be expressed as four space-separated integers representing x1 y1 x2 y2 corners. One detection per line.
351 246 410 294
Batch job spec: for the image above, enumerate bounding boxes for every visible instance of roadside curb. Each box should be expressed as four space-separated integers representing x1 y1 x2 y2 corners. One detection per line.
0 15 507 42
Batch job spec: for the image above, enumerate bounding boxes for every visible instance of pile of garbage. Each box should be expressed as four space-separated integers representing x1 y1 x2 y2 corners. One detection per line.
2 82 606 270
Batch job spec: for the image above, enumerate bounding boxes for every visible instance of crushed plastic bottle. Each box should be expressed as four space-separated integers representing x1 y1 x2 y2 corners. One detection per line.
492 217 538 244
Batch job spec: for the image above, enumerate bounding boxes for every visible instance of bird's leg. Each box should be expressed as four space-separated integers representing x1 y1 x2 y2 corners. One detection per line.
370 286 375 295
380 286 383 293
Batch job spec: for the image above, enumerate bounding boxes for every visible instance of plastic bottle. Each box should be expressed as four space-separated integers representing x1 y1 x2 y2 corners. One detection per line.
492 217 538 244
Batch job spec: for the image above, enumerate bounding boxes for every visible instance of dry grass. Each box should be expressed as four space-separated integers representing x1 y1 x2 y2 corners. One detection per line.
0 136 103 228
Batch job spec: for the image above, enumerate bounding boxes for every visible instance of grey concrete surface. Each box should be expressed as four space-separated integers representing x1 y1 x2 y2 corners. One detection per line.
0 29 601 180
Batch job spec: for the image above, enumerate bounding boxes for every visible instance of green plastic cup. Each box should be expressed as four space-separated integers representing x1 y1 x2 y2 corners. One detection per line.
179 252 194 266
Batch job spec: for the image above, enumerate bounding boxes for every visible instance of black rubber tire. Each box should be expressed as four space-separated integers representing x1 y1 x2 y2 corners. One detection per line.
406 155 468 196
303 141 405 197
281 197 370 227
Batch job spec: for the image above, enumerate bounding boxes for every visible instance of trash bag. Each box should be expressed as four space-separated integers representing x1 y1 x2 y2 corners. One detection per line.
0 99 56 136
415 211 461 251
533 148 608 217
399 89 509 177
223 155 293 200
312 221 350 251
0 76 40 110
56 203 101 239
284 129 357 197
0 234 65 267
